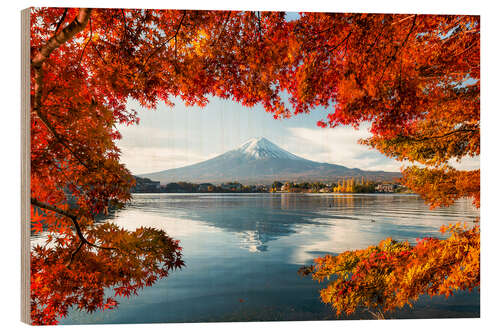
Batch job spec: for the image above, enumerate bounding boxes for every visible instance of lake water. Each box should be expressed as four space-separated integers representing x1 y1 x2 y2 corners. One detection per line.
51 193 479 324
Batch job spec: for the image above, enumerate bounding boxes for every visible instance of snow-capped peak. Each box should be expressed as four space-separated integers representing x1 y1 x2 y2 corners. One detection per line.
234 137 303 160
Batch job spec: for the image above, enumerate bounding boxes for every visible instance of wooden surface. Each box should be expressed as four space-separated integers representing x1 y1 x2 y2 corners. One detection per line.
20 7 30 325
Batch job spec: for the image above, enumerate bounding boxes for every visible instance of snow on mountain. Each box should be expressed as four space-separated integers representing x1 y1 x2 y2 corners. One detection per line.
231 137 303 160
139 137 400 184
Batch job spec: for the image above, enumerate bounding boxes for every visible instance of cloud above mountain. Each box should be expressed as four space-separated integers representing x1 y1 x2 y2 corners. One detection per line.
283 125 405 172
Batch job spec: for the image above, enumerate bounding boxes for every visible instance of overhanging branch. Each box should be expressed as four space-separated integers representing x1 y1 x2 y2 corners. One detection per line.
31 9 95 172
410 128 478 142
142 10 187 68
33 110 93 171
32 8 92 68
32 8 92 115
30 197 116 253
52 9 68 36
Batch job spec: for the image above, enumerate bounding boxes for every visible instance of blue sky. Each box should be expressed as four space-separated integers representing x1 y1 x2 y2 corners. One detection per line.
115 96 478 175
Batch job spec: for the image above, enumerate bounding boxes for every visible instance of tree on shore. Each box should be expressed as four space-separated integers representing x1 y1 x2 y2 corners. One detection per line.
30 8 478 323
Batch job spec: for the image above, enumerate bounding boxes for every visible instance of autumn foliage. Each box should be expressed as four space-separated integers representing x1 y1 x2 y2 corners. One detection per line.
30 8 299 324
31 224 183 325
30 7 479 324
301 224 479 318
291 14 479 318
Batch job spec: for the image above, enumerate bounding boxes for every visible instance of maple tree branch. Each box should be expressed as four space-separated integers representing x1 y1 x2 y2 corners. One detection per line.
143 10 186 67
303 27 352 56
32 9 92 113
211 12 231 47
379 15 417 81
120 9 130 39
31 9 95 173
52 8 68 36
30 197 116 252
257 11 262 41
311 26 337 36
33 109 93 171
357 26 385 76
306 15 358 53
397 15 417 53
77 17 93 70
408 128 478 142
341 33 350 60
366 27 384 55
32 8 92 69
325 30 353 53
454 39 479 58
298 264 350 278
92 42 108 64
67 241 85 267
391 14 416 26
365 308 386 319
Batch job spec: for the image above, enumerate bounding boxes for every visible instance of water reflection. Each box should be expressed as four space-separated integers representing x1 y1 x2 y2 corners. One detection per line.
55 193 479 324
118 193 477 255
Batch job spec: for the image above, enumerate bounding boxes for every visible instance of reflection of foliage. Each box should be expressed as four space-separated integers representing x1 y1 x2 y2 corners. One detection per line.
30 223 184 325
301 224 479 318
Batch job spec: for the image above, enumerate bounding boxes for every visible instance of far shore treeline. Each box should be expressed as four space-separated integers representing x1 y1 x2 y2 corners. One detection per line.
131 176 409 194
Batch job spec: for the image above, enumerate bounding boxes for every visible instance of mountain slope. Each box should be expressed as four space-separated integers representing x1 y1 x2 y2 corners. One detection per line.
139 137 400 184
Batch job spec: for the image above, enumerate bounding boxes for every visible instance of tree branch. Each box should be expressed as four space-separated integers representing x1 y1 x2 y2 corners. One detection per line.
31 9 94 173
33 109 93 171
409 128 478 142
30 197 116 252
77 17 93 70
257 11 262 41
32 8 92 116
325 29 353 53
453 39 479 58
66 241 84 267
142 10 186 68
52 8 68 36
211 12 231 47
120 9 130 39
32 8 92 69
378 15 417 81
391 14 416 26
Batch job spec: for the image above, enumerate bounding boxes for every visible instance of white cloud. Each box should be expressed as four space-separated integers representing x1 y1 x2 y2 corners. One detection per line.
116 125 219 174
117 124 186 149
118 146 215 174
284 125 405 172
284 126 479 172
449 156 480 171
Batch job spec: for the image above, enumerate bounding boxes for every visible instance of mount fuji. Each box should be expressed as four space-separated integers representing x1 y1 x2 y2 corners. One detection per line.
139 137 400 184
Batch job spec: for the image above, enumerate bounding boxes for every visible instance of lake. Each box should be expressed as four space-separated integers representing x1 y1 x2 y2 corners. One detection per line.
46 193 479 324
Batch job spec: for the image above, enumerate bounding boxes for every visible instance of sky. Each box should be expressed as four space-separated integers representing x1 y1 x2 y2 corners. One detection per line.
115 96 479 175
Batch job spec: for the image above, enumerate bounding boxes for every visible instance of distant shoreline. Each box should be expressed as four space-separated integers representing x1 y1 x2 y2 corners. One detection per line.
131 176 410 194
130 192 418 195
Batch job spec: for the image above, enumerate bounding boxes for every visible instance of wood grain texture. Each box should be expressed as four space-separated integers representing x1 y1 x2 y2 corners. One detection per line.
21 7 31 325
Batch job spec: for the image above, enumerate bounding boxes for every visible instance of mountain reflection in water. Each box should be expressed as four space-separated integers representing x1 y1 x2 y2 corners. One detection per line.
52 193 479 324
